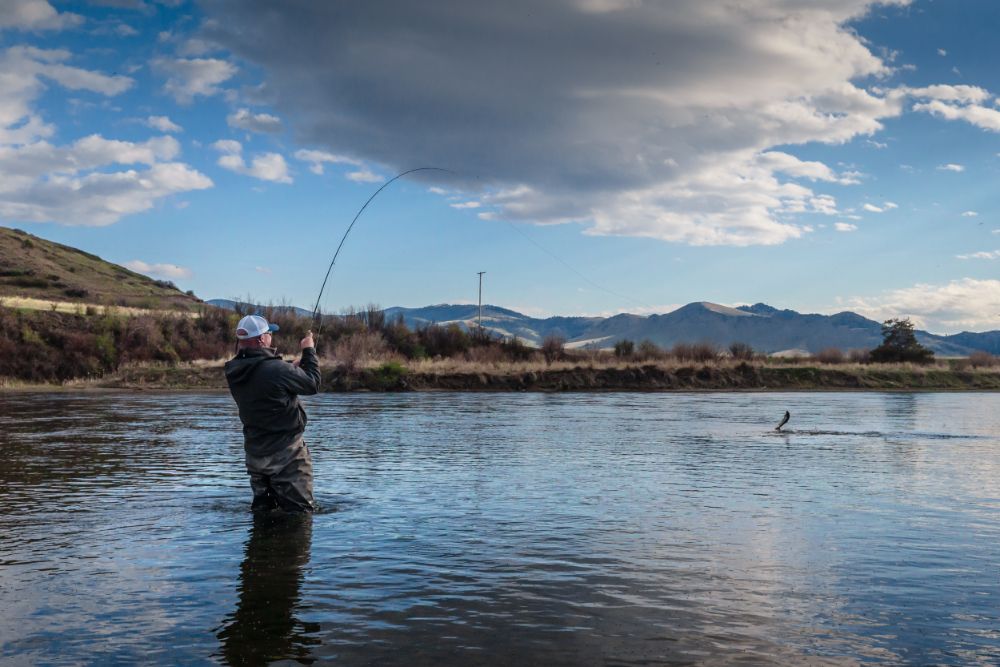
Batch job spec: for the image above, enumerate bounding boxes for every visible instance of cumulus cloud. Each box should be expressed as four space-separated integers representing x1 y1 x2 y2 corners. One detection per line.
145 115 182 132
962 210 978 217
938 163 965 172
863 203 883 213
0 0 82 31
125 260 192 279
0 161 212 226
201 0 919 246
914 99 1000 132
0 47 132 143
212 139 292 183
154 57 237 103
837 278 1000 333
227 108 282 134
0 49 211 226
834 222 857 232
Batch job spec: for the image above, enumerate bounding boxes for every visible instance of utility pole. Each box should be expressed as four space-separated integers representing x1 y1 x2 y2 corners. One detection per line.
477 271 486 336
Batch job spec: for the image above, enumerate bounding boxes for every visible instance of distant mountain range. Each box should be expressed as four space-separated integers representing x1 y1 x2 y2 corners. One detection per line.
208 299 1000 356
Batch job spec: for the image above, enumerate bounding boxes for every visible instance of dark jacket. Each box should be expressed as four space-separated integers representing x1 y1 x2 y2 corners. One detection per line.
224 346 321 457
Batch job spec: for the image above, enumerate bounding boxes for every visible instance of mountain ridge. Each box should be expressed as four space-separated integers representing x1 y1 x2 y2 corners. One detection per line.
207 299 1000 356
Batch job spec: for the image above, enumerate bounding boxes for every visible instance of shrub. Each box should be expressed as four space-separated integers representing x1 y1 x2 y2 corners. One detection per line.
969 350 997 368
847 348 870 364
418 324 470 358
542 335 566 364
729 341 755 361
690 342 719 363
614 339 635 358
636 339 663 361
816 347 845 364
64 288 89 299
500 336 534 362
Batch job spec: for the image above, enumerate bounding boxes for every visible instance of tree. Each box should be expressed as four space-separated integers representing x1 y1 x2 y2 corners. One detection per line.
869 318 934 364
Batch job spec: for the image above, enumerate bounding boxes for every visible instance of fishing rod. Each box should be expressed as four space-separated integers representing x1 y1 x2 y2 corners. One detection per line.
310 167 453 333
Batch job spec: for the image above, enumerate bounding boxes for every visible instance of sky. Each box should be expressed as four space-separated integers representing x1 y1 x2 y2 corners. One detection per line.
1 0 1000 333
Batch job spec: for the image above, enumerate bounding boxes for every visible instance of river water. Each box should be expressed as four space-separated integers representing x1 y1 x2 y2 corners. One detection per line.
1 391 998 665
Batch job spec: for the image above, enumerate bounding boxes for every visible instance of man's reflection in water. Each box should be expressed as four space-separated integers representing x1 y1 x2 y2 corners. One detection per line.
217 511 319 665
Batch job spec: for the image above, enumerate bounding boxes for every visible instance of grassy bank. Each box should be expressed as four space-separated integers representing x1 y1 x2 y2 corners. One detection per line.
8 358 999 392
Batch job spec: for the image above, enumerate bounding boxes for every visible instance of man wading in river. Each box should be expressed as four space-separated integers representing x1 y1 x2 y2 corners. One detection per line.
225 315 321 512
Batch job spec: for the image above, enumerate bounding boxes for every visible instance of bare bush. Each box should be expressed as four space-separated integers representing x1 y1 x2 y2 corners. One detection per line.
690 342 719 363
847 348 871 364
542 335 566 364
614 339 635 358
330 331 390 371
728 342 755 361
815 347 845 364
969 350 997 368
636 339 664 361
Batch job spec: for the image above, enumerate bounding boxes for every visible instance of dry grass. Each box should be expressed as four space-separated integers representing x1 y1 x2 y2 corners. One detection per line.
2 296 198 318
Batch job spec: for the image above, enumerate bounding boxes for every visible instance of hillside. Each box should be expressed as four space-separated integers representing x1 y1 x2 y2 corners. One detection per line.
0 227 201 311
379 302 999 356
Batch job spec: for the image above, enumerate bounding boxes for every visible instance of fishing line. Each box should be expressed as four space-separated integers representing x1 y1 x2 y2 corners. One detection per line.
311 167 453 332
499 218 655 313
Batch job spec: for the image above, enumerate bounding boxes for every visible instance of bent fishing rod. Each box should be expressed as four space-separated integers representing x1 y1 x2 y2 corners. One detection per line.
310 167 453 334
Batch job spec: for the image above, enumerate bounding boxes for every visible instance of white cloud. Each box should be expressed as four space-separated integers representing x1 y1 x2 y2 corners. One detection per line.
937 163 965 172
0 48 209 226
962 210 978 217
937 48 947 57
254 266 272 274
862 203 884 213
293 148 359 175
956 250 1000 260
756 151 860 184
227 108 282 134
125 260 192 279
866 139 887 149
347 169 381 183
884 201 898 209
914 99 1000 132
834 222 857 232
145 115 182 132
0 0 82 31
0 47 132 144
211 138 241 154
211 140 291 183
450 201 481 209
0 161 212 226
153 57 237 104
904 84 990 103
202 0 915 246
837 278 1000 333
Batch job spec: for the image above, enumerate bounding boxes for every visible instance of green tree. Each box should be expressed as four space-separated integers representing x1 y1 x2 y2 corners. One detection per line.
870 318 934 364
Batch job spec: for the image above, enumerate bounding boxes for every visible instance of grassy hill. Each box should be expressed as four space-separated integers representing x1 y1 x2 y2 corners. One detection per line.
0 227 201 311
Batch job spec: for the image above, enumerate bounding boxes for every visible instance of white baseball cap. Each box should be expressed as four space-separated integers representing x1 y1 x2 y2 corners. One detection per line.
235 314 280 340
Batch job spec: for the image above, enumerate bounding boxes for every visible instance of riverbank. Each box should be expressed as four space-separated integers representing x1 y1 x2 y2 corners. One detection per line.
5 359 1000 392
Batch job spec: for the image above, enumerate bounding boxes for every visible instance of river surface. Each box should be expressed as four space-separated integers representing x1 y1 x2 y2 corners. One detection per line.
1 391 999 665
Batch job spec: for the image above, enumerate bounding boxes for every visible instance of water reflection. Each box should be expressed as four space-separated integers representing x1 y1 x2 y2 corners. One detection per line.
1 391 999 665
217 511 318 665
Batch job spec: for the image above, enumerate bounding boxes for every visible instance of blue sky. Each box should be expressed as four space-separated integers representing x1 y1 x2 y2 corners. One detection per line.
1 0 999 333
